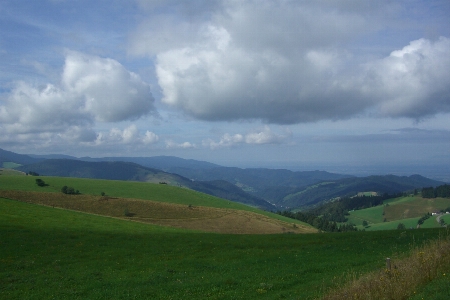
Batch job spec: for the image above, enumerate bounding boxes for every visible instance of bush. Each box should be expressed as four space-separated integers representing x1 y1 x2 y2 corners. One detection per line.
397 223 406 230
35 179 47 187
61 185 80 195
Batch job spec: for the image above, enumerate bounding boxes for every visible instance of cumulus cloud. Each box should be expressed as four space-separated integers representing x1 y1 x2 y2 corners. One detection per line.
362 37 450 119
203 133 244 149
203 126 290 149
143 130 159 144
0 51 156 135
165 139 196 149
94 125 159 146
130 1 450 124
62 51 156 122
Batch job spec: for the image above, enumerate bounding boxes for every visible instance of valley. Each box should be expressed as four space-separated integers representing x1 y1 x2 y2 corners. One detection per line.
1 148 450 299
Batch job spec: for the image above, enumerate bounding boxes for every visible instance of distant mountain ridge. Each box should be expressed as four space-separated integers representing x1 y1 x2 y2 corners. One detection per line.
274 174 444 208
1 148 446 210
0 148 43 165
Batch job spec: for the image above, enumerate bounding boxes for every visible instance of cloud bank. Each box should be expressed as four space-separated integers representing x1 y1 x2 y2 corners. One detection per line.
129 1 450 124
203 126 290 149
0 51 155 135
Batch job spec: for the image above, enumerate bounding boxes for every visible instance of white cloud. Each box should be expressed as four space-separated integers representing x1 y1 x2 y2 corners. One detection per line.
203 133 244 149
132 1 450 124
245 126 289 144
143 130 159 144
62 51 156 122
165 139 196 149
0 51 156 137
94 125 159 146
362 37 450 119
203 126 290 149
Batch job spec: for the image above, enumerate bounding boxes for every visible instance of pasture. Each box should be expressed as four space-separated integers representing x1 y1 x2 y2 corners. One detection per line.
349 195 450 231
1 174 450 298
0 175 303 226
1 197 448 299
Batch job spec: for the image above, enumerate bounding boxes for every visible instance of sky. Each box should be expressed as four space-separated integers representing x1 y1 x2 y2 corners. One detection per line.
0 0 450 177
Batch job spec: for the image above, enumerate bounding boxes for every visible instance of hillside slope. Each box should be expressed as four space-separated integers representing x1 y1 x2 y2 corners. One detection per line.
0 148 42 166
278 175 445 208
16 159 275 210
0 190 314 234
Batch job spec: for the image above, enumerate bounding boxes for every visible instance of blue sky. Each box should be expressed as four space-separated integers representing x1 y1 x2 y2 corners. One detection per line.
1 0 449 176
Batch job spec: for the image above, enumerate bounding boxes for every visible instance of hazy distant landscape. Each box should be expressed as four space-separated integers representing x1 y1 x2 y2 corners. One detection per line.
2 1 450 299
1 154 450 298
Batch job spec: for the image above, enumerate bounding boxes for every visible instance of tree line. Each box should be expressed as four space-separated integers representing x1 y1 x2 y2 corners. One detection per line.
278 192 404 232
421 184 450 198
278 210 358 232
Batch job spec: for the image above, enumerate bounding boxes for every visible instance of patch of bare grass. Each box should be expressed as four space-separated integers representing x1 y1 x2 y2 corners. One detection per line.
320 230 450 300
0 190 317 234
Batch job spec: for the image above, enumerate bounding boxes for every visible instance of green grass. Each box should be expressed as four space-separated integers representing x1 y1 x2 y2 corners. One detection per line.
1 197 448 299
441 214 450 224
348 205 385 225
0 175 311 228
347 195 450 232
358 217 421 231
409 274 450 300
0 168 25 176
1 162 22 169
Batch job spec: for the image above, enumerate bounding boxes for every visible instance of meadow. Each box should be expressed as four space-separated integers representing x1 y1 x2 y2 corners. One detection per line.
1 196 448 299
0 175 301 226
1 174 450 299
348 195 450 231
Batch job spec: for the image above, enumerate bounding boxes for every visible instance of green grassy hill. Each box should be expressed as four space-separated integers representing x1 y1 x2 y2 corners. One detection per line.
278 175 444 208
1 195 448 299
15 159 276 210
348 195 450 231
0 175 312 234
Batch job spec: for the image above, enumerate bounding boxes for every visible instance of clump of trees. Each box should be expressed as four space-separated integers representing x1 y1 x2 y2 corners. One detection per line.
61 186 80 195
28 171 39 176
422 185 450 198
278 192 406 232
278 210 358 232
417 213 431 225
307 193 399 223
35 178 48 187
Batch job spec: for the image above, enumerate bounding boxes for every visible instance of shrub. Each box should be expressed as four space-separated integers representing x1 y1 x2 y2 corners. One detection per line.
35 179 47 187
397 223 406 230
61 185 80 195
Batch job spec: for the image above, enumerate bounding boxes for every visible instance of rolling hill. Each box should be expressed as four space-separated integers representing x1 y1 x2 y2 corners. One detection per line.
0 175 313 234
1 147 445 210
275 174 445 208
0 148 42 166
15 159 276 210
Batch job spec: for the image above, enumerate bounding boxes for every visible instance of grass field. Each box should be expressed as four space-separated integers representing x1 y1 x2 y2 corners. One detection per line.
1 162 22 169
0 168 25 176
1 197 449 299
441 214 450 224
1 174 450 298
348 195 450 231
347 205 385 225
0 190 315 234
0 175 306 228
